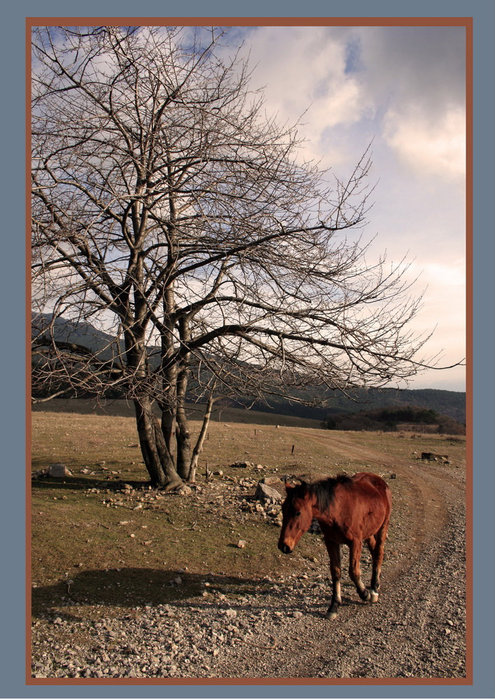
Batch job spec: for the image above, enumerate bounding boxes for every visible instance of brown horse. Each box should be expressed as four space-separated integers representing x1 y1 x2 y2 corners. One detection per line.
278 472 392 619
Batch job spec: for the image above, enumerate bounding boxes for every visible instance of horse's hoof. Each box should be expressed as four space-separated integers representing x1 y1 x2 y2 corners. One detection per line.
325 610 338 620
370 590 379 603
359 589 371 602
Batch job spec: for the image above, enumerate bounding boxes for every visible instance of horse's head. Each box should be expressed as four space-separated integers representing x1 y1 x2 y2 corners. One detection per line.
278 481 315 554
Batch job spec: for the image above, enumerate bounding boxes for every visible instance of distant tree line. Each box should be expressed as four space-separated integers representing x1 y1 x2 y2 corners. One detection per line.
322 405 465 434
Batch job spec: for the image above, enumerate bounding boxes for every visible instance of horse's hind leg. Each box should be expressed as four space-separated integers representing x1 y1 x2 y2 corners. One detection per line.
348 539 371 602
324 540 342 620
366 536 380 602
368 521 389 603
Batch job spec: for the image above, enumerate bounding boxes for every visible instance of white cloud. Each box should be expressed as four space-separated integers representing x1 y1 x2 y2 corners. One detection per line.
237 27 373 166
422 260 466 288
384 105 466 180
239 25 466 181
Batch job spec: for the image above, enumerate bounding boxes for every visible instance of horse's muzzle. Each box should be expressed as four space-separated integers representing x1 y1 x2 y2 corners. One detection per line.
278 542 293 554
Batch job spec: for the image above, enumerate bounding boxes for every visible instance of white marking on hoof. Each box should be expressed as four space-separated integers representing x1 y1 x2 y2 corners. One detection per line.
327 611 338 620
370 590 379 603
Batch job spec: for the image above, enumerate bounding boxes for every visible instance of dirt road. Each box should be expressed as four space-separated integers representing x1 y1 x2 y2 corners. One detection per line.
31 434 467 681
211 448 467 679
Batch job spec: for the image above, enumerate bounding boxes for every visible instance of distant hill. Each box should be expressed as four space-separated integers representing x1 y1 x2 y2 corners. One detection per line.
32 312 465 424
246 386 466 425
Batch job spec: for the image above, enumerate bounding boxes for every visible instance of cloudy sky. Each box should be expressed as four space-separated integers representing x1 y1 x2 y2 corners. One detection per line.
221 25 466 392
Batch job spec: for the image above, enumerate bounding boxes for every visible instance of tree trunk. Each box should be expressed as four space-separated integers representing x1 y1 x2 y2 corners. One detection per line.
176 316 192 479
161 288 178 455
175 369 192 479
187 394 215 482
134 398 182 488
161 404 176 456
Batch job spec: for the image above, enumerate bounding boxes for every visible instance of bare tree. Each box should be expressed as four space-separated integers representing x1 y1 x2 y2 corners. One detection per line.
31 26 438 488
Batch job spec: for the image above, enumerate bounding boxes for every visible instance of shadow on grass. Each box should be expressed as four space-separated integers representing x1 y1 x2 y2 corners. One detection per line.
32 567 268 621
31 476 149 492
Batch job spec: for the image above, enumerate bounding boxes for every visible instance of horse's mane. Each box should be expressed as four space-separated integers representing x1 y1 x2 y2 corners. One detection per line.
291 474 352 513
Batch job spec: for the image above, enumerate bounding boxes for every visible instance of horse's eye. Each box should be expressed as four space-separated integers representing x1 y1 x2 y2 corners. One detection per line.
295 511 301 517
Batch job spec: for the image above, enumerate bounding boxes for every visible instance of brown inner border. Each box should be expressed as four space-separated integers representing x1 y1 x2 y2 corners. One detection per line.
25 15 473 688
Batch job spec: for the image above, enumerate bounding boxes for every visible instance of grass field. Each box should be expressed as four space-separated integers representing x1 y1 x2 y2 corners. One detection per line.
30 406 466 624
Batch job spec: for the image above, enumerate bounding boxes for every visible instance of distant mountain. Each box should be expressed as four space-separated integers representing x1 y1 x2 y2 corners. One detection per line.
32 312 125 362
31 312 466 424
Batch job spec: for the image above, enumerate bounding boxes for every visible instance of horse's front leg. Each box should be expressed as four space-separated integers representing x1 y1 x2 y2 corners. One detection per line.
324 540 342 620
348 539 371 602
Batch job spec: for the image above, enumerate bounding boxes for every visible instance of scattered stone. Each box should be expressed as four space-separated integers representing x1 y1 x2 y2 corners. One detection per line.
421 452 449 464
255 482 283 503
230 461 252 469
32 469 49 479
261 476 282 486
48 463 72 478
236 540 247 549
